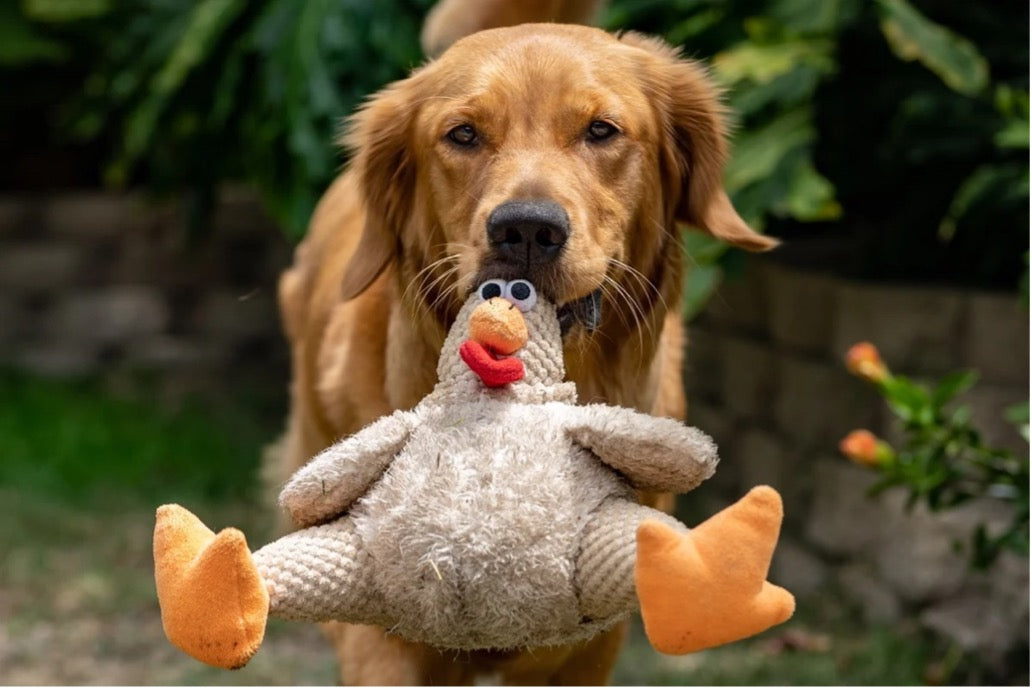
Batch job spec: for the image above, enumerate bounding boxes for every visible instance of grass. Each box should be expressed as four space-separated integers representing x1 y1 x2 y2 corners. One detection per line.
0 369 1003 684
0 368 275 505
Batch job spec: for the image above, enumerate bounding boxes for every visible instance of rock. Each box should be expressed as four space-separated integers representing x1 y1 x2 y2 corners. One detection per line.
127 336 228 370
963 292 1029 385
958 383 1028 456
765 263 838 354
0 197 30 236
48 286 169 345
42 193 143 240
773 355 881 451
18 343 100 376
697 261 769 336
193 289 279 341
683 326 726 403
832 282 965 375
734 428 803 513
837 563 902 623
770 537 830 598
719 336 778 422
0 243 80 292
874 492 977 603
921 592 1018 660
805 458 883 557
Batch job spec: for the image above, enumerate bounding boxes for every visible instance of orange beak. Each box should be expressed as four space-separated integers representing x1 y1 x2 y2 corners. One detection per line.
459 297 528 387
468 297 529 355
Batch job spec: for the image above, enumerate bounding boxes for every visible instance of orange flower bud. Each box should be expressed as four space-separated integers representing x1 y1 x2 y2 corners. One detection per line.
845 342 890 384
839 429 894 468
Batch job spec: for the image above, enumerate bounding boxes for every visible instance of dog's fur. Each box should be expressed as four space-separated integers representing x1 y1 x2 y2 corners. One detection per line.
271 20 774 685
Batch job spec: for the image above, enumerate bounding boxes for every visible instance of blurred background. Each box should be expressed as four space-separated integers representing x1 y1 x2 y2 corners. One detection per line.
0 0 1027 684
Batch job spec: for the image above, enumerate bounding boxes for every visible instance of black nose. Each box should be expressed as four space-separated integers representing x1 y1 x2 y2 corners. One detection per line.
486 199 569 266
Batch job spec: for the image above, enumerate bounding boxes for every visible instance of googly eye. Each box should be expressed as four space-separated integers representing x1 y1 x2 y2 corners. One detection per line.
478 279 506 301
504 280 537 312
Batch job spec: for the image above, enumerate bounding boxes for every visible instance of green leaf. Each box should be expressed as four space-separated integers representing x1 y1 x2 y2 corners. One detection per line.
931 370 978 407
122 0 246 161
0 4 68 65
939 164 1029 241
713 38 834 86
1004 402 1030 442
724 106 815 193
22 0 112 22
681 228 729 264
882 376 933 423
783 159 842 221
768 0 861 34
665 9 724 45
995 121 1030 150
683 263 724 322
875 0 989 97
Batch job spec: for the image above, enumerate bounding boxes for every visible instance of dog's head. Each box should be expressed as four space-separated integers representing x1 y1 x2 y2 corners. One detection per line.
340 24 775 333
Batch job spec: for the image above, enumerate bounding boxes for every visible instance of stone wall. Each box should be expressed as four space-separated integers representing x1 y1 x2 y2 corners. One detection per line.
0 189 292 392
685 257 1029 666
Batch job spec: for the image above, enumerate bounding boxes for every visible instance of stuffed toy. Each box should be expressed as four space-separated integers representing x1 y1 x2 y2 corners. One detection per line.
153 278 795 670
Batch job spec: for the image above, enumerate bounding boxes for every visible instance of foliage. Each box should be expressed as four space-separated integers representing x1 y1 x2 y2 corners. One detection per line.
8 0 433 238
840 343 1029 569
608 0 1029 316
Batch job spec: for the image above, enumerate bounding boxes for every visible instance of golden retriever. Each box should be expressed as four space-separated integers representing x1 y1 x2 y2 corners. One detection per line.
272 22 775 685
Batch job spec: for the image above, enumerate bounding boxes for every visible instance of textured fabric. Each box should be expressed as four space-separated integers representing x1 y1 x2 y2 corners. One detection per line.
279 411 418 528
459 339 525 387
575 499 685 622
565 406 718 493
253 517 378 622
635 486 796 653
252 290 724 650
153 505 269 669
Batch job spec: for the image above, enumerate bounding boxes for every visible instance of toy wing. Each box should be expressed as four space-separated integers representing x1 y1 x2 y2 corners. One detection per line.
279 410 417 527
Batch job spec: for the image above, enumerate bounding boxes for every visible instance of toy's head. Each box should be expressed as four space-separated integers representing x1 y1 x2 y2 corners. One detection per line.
436 279 574 402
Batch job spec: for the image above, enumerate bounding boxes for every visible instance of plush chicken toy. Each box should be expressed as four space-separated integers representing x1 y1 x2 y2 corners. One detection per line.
153 279 795 670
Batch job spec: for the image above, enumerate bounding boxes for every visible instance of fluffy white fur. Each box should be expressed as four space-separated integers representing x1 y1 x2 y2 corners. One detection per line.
260 291 719 650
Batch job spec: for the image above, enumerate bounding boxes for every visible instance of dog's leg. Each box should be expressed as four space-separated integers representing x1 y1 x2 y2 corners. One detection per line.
334 623 474 685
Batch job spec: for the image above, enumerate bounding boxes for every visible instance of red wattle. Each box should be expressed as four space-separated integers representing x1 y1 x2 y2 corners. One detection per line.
459 340 525 388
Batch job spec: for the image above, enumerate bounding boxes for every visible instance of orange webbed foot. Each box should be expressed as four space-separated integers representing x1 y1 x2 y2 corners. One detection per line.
153 504 269 669
635 486 795 654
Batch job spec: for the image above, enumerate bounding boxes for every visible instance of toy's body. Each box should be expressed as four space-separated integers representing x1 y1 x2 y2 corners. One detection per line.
154 281 794 670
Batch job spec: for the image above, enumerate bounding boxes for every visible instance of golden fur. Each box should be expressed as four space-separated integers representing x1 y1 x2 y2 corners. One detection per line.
272 23 774 685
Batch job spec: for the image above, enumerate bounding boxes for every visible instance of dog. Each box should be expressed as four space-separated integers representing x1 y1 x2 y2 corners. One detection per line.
271 21 776 685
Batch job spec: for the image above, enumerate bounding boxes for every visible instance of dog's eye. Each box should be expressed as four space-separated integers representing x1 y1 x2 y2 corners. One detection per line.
587 120 619 142
478 279 506 301
504 280 537 312
447 124 478 147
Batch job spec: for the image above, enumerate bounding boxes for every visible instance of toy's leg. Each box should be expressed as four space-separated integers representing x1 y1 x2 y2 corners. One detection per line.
575 498 684 622
250 518 377 623
154 505 269 670
154 506 376 671
636 486 795 654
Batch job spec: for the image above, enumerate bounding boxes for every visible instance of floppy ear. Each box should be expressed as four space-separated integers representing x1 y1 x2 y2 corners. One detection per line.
622 33 778 252
338 75 421 301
